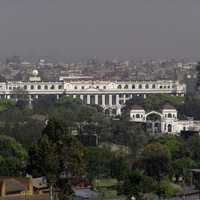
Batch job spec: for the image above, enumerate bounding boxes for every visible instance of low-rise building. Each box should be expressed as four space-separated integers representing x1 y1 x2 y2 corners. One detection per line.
130 104 200 134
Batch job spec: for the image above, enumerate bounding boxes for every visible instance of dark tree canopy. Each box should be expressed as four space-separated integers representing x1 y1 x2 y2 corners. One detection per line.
28 119 86 200
140 143 171 181
0 134 27 176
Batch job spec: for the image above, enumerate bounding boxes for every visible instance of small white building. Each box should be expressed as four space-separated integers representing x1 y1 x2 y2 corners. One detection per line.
130 104 200 134
130 105 146 122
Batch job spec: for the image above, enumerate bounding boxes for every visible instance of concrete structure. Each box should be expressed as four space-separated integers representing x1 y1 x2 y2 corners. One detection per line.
130 104 200 134
0 70 186 115
0 177 33 197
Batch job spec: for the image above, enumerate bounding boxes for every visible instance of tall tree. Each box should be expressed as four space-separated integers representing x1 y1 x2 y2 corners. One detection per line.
0 134 27 176
140 143 171 181
28 119 86 200
120 171 156 200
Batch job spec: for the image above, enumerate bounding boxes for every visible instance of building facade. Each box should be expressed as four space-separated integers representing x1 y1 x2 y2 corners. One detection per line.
130 104 200 134
0 71 186 115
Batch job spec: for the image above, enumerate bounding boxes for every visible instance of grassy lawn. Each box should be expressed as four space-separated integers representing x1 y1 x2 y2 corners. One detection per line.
92 178 118 188
92 178 124 199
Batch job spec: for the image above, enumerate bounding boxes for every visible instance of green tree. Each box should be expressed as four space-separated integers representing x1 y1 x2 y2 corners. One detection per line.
151 136 188 160
127 124 149 159
110 155 129 181
86 145 128 181
172 157 195 181
186 135 200 163
141 143 171 181
156 179 177 199
86 146 113 180
120 171 156 200
0 134 27 176
28 119 86 200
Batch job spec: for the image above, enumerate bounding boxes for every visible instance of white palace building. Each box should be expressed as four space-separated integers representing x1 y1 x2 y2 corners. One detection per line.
130 104 200 135
0 70 186 116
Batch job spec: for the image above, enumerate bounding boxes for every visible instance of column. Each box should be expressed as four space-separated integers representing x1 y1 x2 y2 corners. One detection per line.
152 122 155 135
123 94 126 103
95 95 98 105
73 95 76 98
27 177 33 195
87 95 91 104
80 95 84 101
35 95 39 99
116 94 119 105
28 95 32 106
102 95 105 106
109 94 112 106
56 94 59 100
0 181 5 197
116 106 122 116
161 122 165 134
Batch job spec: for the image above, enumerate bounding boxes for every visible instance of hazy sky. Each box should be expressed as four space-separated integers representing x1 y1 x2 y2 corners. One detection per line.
0 0 200 61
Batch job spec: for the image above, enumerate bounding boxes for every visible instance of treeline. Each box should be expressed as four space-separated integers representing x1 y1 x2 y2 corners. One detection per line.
1 94 200 199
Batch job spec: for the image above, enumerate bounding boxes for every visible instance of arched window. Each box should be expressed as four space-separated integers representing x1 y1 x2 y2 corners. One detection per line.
132 115 135 118
132 84 135 89
51 85 55 90
24 85 27 90
152 84 156 89
118 85 122 89
103 86 106 89
168 113 172 118
37 85 41 90
58 85 62 89
31 85 34 90
136 114 140 118
44 85 48 90
145 84 149 89
81 86 85 90
160 85 163 89
74 86 77 90
96 86 99 89
168 124 172 132
138 84 142 89
124 84 128 89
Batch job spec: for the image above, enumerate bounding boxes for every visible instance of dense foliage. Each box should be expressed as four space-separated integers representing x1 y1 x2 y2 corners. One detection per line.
1 93 200 199
0 134 27 176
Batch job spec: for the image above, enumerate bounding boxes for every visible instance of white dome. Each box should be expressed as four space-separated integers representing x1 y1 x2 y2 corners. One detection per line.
32 69 39 76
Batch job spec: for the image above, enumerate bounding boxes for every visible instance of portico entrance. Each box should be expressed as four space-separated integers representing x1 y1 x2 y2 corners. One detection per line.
145 112 162 134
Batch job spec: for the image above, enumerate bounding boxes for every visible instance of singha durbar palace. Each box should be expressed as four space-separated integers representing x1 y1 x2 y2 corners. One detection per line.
0 70 186 116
